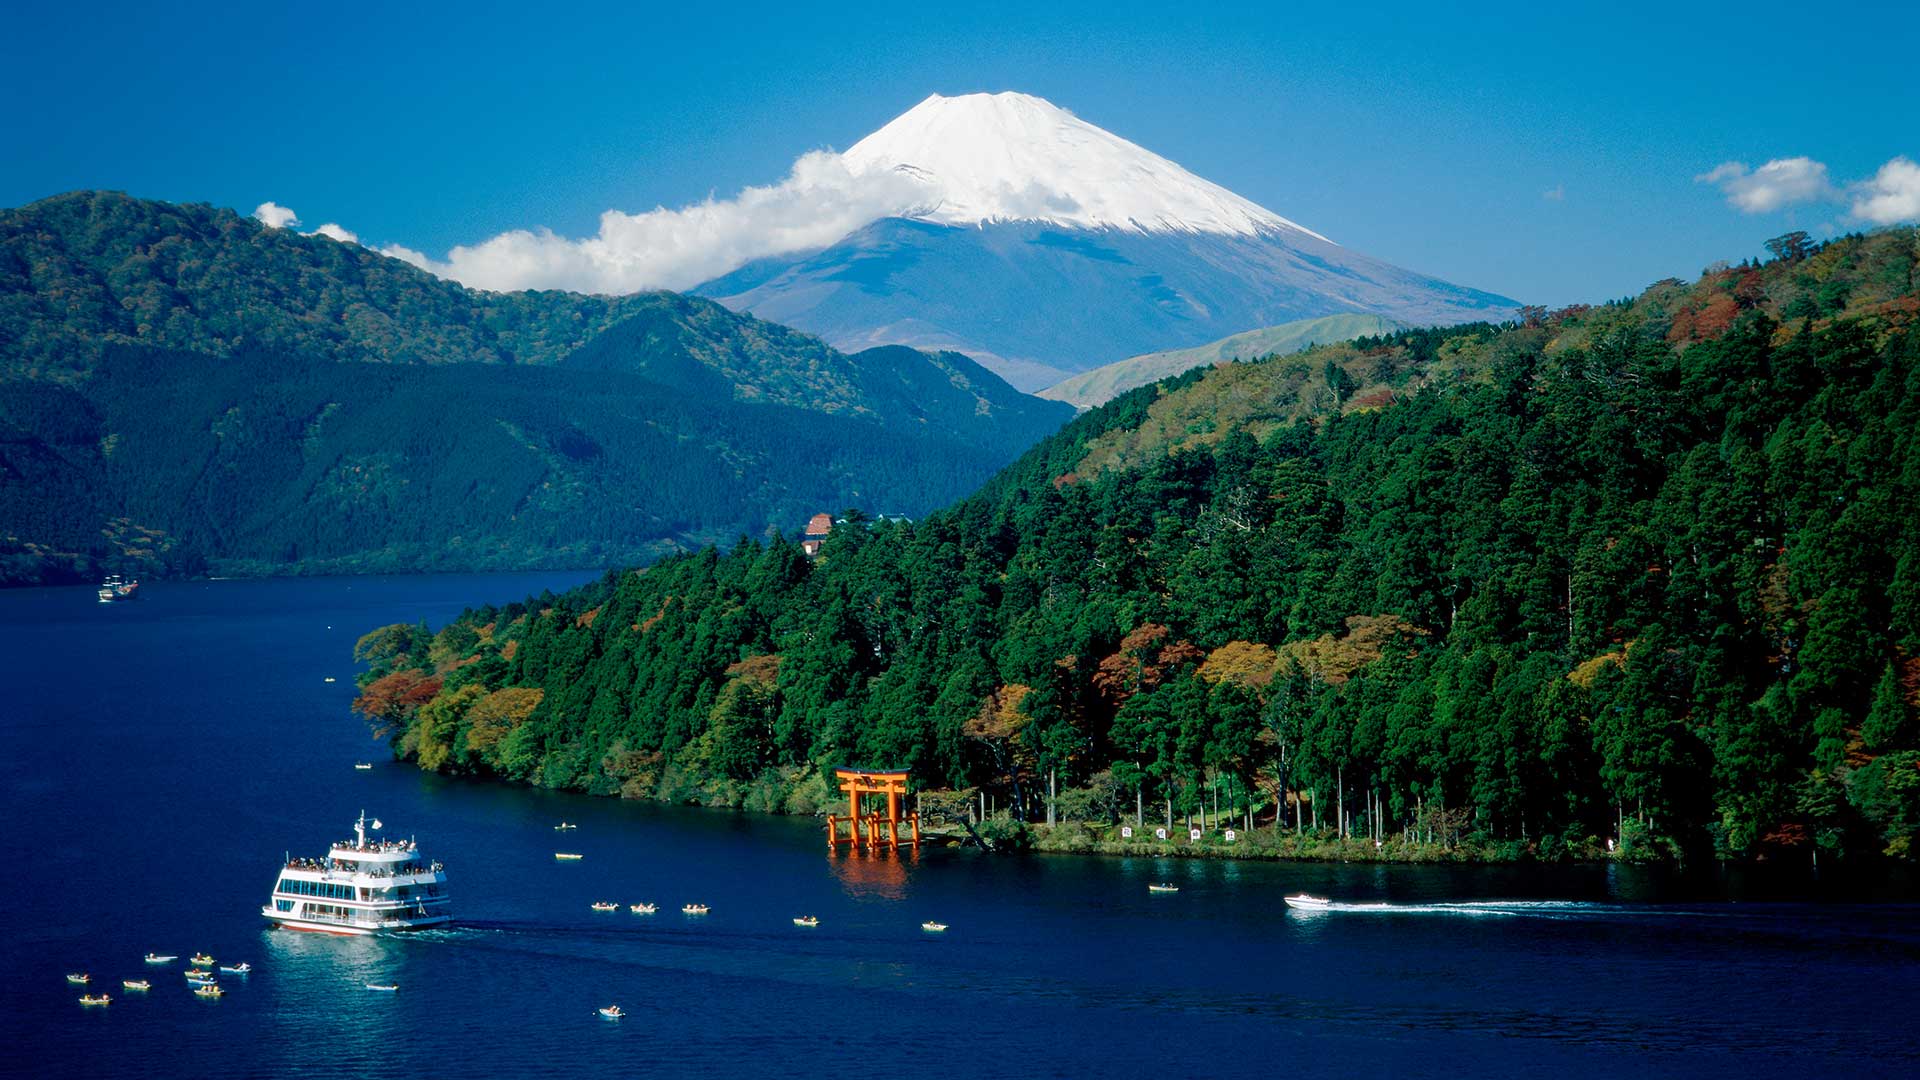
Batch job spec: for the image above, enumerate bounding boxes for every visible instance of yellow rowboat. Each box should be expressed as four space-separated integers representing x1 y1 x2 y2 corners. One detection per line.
1147 883 1180 893
793 916 820 928
194 984 225 998
190 953 214 966
79 994 111 1006
554 853 584 861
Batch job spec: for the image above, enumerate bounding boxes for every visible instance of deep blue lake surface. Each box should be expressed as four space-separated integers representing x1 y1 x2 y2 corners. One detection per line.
3 574 1918 1078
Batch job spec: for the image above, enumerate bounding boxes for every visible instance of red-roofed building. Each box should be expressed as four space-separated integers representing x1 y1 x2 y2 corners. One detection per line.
801 513 834 557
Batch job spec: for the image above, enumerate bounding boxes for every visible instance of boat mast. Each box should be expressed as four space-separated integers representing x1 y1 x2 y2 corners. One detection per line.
356 810 367 849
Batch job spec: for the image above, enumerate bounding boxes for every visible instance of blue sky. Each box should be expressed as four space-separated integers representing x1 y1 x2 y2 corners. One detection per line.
3 0 1915 306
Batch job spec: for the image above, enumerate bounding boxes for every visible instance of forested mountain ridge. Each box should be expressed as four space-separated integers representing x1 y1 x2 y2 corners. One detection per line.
360 227 1920 863
0 192 1070 583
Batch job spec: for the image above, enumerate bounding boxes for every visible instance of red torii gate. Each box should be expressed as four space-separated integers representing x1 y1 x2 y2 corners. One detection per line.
826 767 920 853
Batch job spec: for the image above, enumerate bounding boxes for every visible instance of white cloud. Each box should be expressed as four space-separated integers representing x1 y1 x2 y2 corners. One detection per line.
305 223 360 244
383 150 929 294
1695 157 1835 213
1849 156 1920 225
253 201 300 229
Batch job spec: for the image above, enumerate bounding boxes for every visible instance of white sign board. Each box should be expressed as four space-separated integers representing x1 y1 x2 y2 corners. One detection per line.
1154 828 1167 840
1121 826 1133 839
1224 829 1236 842
1189 828 1202 841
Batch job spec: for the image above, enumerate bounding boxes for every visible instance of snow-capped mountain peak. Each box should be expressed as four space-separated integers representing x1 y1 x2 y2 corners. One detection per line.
841 92 1330 242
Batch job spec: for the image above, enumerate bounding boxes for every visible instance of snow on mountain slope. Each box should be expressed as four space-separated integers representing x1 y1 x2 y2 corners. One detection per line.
841 92 1329 240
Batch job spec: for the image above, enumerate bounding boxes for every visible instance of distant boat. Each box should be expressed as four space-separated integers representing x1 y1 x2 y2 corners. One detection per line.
183 969 212 979
65 973 90 985
365 983 399 992
122 979 151 991
190 953 214 966
921 921 948 933
96 574 140 604
554 822 578 831
554 853 584 861
79 994 111 1006
590 902 619 912
193 984 225 998
324 677 336 683
1283 894 1331 911
188 976 216 987
144 953 177 964
630 903 656 915
599 1005 624 1019
682 904 709 915
792 916 819 928
1147 883 1180 893
219 962 251 974
353 762 373 770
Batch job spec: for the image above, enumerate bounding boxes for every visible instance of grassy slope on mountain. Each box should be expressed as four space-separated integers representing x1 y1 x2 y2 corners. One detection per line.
358 227 1920 864
1039 313 1404 410
0 192 1069 583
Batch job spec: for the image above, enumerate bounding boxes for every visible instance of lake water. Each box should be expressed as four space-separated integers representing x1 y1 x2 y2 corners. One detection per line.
3 574 1918 1078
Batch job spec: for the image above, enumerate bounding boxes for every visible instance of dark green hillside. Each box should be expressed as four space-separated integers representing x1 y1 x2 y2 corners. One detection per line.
0 191 1070 582
360 228 1920 864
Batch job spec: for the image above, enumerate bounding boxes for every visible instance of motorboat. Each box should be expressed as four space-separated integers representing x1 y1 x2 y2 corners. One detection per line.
1147 883 1180 893
366 983 399 992
921 921 948 933
144 953 177 964
66 973 91 985
1283 893 1332 911
554 822 578 831
792 916 819 928
554 853 584 861
122 979 151 991
263 811 451 935
630 903 657 915
190 953 215 966
79 994 111 1006
193 984 225 998
681 904 709 915
590 902 619 912
599 1005 624 1019
219 962 251 974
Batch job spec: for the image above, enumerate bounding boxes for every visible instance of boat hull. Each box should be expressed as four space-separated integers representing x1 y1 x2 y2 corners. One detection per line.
264 912 452 936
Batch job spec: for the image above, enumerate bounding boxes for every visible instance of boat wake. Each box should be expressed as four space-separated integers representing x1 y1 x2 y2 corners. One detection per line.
1292 900 1679 919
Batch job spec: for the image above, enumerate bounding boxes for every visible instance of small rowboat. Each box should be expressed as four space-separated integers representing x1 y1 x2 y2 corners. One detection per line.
66 973 91 985
144 953 177 964
219 963 251 974
190 953 215 966
681 904 709 915
1147 883 1180 893
630 903 657 915
1283 893 1331 911
324 677 337 683
793 916 819 928
365 983 399 992
193 984 225 998
353 762 372 770
599 1005 624 1019
554 822 577 831
79 994 111 1006
921 921 948 933
187 976 216 987
554 853 584 861
123 980 151 991
590 902 619 912
184 969 213 978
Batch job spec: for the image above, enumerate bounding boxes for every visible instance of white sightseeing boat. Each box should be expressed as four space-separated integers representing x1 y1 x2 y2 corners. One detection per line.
261 811 451 935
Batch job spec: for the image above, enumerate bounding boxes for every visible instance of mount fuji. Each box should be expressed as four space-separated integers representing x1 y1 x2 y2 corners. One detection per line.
696 92 1518 391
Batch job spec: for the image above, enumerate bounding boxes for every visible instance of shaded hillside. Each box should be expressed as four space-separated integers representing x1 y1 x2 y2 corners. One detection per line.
1039 312 1404 409
0 192 1070 583
361 227 1920 864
